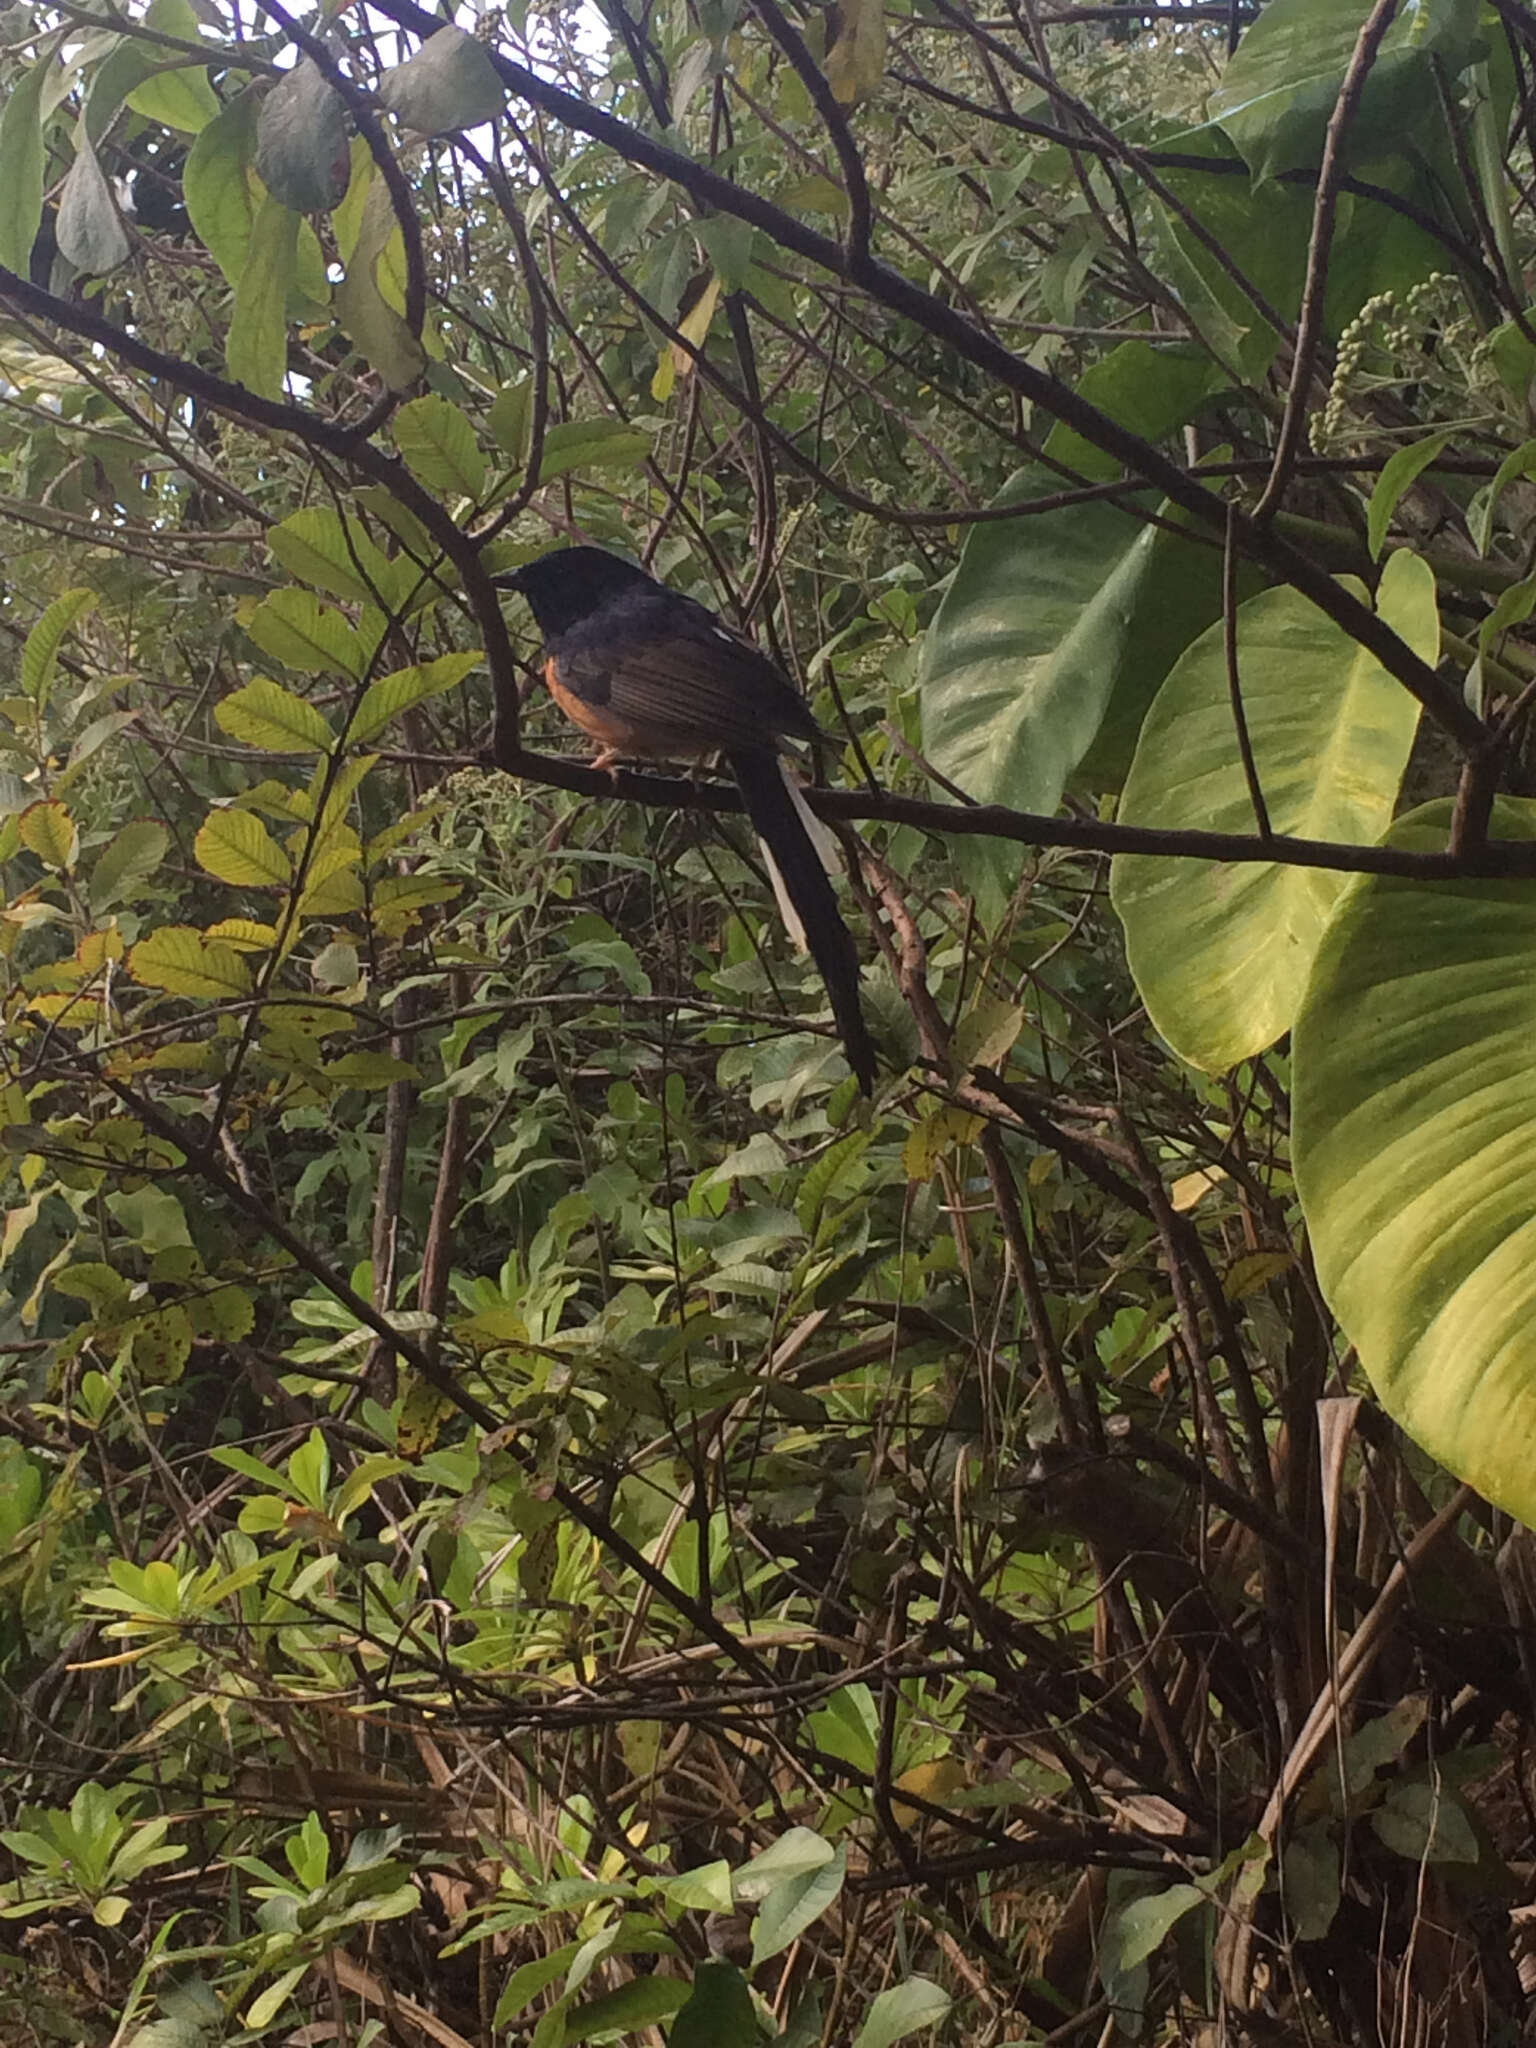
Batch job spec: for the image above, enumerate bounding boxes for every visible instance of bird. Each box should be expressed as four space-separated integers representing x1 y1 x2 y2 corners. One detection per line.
495 545 878 1094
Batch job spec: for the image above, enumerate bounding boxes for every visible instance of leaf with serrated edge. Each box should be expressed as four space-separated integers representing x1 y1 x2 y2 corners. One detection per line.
195 811 292 889
217 677 333 753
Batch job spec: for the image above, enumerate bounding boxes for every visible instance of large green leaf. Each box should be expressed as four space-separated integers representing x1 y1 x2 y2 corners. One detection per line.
918 471 1241 906
1293 797 1536 1527
1149 125 1453 382
1042 341 1226 484
1209 0 1482 182
669 1964 760 2048
1110 548 1435 1073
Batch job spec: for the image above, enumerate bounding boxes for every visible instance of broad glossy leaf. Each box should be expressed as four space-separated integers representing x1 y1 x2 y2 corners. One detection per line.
918 469 1238 901
1111 550 1434 1072
1042 341 1225 484
1209 0 1482 181
1293 796 1536 1527
1149 124 1451 380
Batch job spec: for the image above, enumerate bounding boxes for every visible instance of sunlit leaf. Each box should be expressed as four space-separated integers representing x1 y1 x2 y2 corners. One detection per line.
195 809 292 889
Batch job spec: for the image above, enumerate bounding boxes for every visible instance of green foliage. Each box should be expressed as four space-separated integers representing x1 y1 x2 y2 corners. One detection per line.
3 0 1536 2043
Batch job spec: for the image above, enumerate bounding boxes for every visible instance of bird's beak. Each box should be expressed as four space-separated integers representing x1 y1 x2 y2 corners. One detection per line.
490 569 525 593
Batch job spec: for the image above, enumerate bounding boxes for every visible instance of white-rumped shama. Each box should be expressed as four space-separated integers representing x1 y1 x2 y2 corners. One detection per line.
497 546 877 1094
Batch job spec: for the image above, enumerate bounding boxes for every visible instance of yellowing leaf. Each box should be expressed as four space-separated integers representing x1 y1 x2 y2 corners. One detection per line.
951 997 1023 1073
217 676 334 752
195 809 292 889
1170 1167 1225 1212
133 1302 194 1382
903 1106 984 1180
655 272 722 399
397 1371 456 1458
76 927 125 972
825 0 886 105
675 271 721 366
205 917 279 950
19 799 78 870
129 926 254 999
187 1281 256 1341
294 867 366 918
1223 1250 1295 1301
323 1051 419 1087
891 1756 969 1828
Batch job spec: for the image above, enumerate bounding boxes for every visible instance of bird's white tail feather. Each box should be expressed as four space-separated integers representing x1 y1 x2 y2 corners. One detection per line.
760 758 839 952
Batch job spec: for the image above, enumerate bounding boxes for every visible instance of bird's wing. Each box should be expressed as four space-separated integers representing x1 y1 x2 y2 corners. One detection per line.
556 625 818 754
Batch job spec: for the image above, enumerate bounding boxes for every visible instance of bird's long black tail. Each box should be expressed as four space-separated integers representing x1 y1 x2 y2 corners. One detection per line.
728 748 877 1095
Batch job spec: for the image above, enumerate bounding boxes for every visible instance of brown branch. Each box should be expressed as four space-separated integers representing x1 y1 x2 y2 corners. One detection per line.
484 742 1536 879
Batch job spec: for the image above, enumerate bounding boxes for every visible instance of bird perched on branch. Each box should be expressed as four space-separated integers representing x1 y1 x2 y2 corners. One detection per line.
496 545 878 1094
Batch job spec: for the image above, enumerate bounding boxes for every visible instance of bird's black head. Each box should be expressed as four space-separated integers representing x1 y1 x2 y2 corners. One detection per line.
496 546 656 638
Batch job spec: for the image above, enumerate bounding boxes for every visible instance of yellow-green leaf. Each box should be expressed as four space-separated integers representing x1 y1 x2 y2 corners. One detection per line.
267 507 405 610
22 588 95 708
241 590 365 680
226 190 298 402
129 927 254 999
903 1106 983 1179
393 393 485 498
335 168 425 393
18 800 78 870
216 676 334 752
348 650 481 744
195 810 292 889
323 1051 420 1087
831 0 888 101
